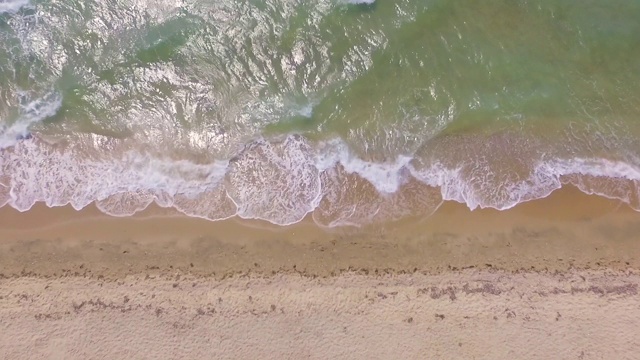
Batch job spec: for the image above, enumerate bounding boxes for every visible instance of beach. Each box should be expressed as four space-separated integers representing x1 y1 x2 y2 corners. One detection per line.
3 0 640 358
2 187 640 359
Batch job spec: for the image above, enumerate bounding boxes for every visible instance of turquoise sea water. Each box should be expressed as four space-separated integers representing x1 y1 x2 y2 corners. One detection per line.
1 0 639 226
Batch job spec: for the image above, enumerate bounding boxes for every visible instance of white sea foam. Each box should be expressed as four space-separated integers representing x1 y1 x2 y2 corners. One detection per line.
0 0 31 14
225 136 323 225
1 134 639 227
0 139 229 214
541 158 640 210
315 139 413 194
0 92 62 149
409 156 640 212
294 103 315 118
345 0 376 5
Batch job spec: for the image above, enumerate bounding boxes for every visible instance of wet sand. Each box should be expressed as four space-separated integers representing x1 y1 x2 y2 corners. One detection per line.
1 186 640 359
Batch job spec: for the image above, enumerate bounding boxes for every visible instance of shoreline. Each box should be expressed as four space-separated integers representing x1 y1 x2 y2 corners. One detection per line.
1 186 638 279
4 133 640 228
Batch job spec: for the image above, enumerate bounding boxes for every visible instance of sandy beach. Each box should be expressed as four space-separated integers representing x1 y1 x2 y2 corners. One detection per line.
1 187 640 359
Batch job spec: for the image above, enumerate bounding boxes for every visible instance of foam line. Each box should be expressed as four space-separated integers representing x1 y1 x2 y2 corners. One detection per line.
1 135 639 227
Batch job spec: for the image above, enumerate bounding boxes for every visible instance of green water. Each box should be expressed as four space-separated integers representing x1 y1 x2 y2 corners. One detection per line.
1 0 639 225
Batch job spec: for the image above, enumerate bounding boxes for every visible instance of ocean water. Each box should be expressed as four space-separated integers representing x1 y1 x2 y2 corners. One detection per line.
1 0 639 226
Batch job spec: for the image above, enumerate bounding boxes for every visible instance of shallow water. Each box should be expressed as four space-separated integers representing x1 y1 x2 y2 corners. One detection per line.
1 0 639 226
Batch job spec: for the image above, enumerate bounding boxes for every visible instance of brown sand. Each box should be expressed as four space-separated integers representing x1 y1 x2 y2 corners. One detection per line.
1 186 640 359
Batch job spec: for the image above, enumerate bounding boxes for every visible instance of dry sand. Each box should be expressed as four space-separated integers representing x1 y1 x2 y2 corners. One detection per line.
1 187 640 359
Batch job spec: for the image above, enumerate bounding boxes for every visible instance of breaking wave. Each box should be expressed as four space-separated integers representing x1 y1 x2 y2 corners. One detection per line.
0 91 62 149
1 133 639 227
0 0 31 14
